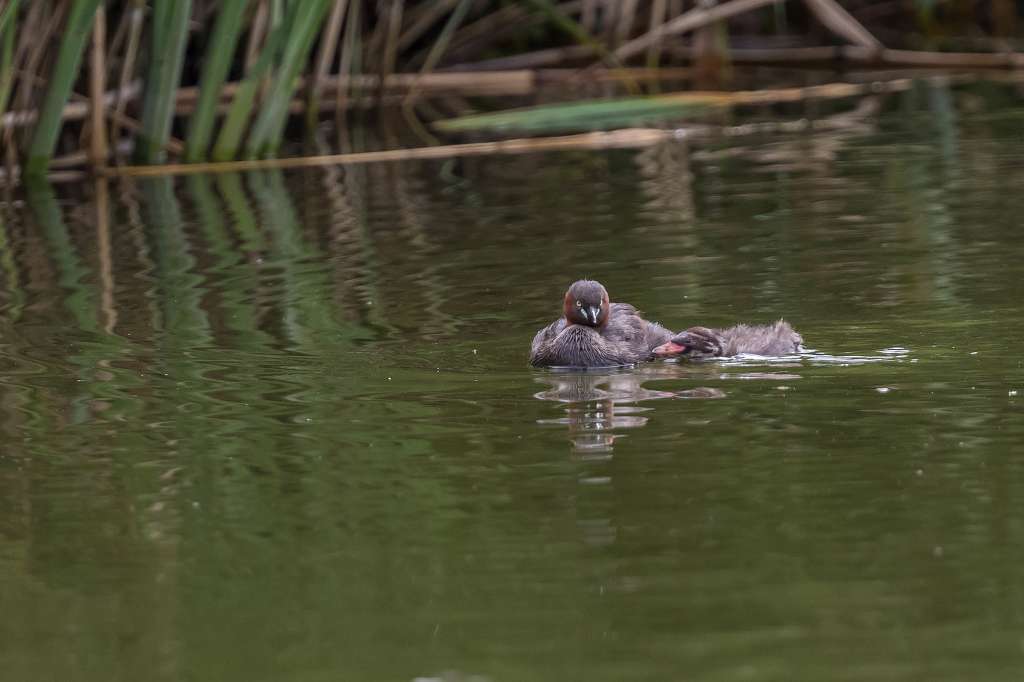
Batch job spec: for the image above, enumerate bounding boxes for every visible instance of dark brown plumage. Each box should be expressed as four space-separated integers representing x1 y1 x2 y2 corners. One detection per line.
652 320 803 359
530 280 673 368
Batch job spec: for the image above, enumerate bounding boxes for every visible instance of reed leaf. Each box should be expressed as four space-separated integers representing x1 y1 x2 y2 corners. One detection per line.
0 0 19 34
245 0 332 158
418 0 473 74
211 6 289 161
185 0 251 161
136 0 192 163
434 94 731 133
525 0 629 73
24 0 101 177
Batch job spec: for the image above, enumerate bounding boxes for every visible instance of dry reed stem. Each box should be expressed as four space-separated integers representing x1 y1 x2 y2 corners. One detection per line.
380 1 404 77
802 0 882 50
12 0 66 122
614 0 778 61
311 0 349 113
580 0 596 33
441 2 581 66
2 71 538 129
244 0 269 72
111 1 143 150
398 0 460 53
335 0 361 115
89 5 107 168
107 128 676 178
2 68 938 137
616 0 640 47
444 44 595 71
536 66 693 82
666 45 1024 69
646 0 668 69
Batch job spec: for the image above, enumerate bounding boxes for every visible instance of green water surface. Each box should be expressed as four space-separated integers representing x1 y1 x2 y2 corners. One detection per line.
2 89 1024 681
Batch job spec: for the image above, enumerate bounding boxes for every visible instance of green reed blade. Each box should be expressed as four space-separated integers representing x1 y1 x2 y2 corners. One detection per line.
418 0 472 74
245 0 332 158
0 0 20 34
136 0 192 164
211 7 290 162
184 0 251 162
435 94 730 134
24 0 101 177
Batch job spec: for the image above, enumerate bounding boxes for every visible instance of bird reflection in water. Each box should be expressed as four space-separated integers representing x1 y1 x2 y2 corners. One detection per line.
533 366 724 453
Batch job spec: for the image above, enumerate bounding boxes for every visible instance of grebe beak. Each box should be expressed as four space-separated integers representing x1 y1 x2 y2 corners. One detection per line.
587 306 601 325
653 341 687 357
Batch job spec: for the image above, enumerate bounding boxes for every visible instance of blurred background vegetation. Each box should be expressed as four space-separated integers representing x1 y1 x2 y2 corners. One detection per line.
1 0 1023 183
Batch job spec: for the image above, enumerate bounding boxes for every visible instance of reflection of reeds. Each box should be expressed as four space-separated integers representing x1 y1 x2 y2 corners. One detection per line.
139 176 212 345
0 201 24 321
94 177 117 333
313 129 386 330
248 170 345 348
25 180 99 334
186 174 275 348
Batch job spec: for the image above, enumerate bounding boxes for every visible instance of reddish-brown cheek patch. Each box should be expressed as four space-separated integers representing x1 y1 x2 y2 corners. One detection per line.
563 291 575 319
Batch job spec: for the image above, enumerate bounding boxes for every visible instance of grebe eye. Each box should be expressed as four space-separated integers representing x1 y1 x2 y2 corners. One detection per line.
575 300 582 307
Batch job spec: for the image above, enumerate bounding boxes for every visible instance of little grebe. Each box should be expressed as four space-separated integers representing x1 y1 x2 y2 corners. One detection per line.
652 320 803 360
530 280 673 367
